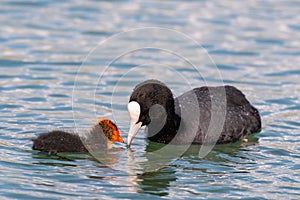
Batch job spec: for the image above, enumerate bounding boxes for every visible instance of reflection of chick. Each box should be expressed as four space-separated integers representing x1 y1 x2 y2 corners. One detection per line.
32 118 123 154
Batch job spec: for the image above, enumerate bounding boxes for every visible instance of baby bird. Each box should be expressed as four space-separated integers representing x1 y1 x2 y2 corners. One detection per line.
32 118 123 154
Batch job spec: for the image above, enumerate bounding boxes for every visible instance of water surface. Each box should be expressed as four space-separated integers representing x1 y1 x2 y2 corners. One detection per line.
0 0 299 199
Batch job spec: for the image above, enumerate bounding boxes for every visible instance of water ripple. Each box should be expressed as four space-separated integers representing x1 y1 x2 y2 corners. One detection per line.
0 0 299 199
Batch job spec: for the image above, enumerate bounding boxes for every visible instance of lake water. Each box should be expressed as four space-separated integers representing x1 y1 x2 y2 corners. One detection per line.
0 0 300 199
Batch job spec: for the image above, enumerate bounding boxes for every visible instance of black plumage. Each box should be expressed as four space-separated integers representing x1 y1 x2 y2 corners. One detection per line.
32 130 88 154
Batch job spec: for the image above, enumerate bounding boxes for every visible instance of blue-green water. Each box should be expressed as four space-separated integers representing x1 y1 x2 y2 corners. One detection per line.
1 0 300 199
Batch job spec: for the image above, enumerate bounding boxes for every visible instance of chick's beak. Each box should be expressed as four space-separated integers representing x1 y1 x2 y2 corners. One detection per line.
113 129 124 143
127 121 142 146
116 134 124 143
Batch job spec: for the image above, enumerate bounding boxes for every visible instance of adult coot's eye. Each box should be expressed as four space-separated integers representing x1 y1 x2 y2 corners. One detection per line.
138 93 145 99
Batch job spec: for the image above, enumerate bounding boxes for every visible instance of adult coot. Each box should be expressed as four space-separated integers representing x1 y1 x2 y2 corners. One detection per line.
127 80 261 146
32 118 124 154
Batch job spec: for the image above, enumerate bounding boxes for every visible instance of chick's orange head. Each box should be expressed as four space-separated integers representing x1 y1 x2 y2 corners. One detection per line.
97 118 124 143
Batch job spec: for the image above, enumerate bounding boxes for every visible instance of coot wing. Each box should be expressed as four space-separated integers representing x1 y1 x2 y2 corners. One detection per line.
174 86 261 144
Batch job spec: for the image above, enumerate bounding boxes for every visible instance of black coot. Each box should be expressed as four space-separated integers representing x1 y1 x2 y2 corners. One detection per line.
127 80 261 146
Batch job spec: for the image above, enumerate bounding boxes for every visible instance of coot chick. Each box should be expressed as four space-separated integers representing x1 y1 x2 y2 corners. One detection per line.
32 118 124 154
127 80 261 146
